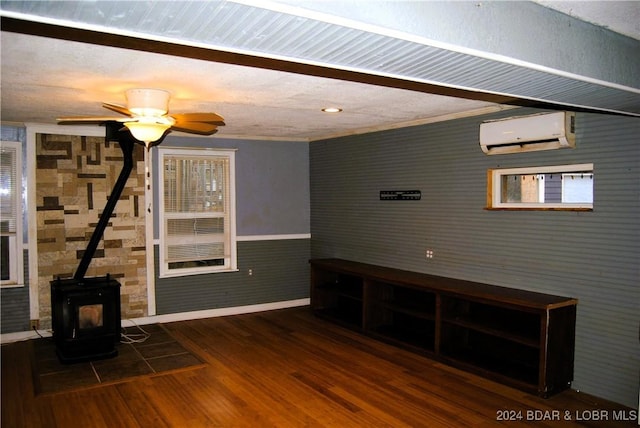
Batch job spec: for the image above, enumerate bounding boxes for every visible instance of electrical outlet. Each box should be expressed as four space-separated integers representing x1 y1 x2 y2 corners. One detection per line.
30 319 40 330
426 249 434 259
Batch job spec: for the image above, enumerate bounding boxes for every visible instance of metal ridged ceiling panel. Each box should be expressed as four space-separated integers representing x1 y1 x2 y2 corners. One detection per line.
1 0 639 115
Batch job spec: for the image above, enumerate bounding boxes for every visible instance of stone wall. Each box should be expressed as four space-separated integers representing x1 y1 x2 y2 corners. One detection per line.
35 133 147 327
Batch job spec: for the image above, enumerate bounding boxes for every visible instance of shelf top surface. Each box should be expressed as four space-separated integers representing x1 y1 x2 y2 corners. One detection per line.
310 258 578 310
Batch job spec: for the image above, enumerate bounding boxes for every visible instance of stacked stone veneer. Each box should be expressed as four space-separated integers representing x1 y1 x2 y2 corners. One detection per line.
36 133 148 327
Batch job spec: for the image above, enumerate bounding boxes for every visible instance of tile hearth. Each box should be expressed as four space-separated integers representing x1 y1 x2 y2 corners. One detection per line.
32 324 204 395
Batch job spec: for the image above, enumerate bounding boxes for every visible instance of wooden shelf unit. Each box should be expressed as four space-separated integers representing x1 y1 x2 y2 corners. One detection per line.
310 258 577 397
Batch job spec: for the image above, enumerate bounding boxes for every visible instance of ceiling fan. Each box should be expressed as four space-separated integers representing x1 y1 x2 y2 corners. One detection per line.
57 88 225 149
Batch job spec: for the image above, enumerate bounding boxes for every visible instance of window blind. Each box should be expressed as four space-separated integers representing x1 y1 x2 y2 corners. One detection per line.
163 155 230 268
0 145 17 235
0 144 18 282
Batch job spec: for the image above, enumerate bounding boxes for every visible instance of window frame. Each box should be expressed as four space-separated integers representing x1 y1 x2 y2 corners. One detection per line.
486 163 594 210
158 147 237 278
0 140 24 287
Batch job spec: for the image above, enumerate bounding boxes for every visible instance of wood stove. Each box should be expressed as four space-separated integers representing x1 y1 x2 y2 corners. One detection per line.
50 123 157 363
51 275 121 363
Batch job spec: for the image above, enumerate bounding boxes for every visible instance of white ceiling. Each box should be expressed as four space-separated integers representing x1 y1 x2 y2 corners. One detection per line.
0 31 503 141
1 1 638 142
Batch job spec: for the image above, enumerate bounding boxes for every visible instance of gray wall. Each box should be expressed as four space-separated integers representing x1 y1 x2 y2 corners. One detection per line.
0 251 30 333
153 136 310 237
153 136 311 314
155 239 309 314
309 109 639 408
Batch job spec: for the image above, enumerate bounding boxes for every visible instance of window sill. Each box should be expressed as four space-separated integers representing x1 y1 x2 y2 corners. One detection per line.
159 268 239 279
484 207 593 211
0 283 25 289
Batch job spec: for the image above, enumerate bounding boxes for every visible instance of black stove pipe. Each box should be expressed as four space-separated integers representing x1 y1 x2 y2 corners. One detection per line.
74 123 137 281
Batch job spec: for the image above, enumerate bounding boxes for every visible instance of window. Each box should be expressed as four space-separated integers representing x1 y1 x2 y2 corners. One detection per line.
159 148 237 277
0 141 23 286
487 163 593 210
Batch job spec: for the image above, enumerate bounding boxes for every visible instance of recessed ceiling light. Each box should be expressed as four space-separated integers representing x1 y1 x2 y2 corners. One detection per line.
322 107 343 113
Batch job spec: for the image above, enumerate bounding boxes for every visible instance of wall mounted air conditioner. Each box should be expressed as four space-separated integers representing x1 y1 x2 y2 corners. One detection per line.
479 111 575 155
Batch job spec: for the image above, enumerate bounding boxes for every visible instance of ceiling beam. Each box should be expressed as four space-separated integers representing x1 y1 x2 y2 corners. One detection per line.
3 15 622 117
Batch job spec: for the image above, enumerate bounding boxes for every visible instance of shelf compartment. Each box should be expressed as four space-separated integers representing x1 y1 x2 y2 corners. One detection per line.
369 281 436 318
311 268 364 329
367 305 435 351
314 295 363 329
314 272 363 299
441 297 540 347
440 323 539 386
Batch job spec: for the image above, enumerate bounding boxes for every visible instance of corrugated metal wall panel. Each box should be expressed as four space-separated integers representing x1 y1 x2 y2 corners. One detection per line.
155 239 310 315
310 109 639 407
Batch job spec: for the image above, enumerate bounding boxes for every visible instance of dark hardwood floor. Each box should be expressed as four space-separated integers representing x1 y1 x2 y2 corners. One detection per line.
2 307 635 427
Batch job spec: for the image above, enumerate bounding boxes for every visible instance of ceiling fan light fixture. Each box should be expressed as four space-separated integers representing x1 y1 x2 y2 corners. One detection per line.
126 88 170 116
124 121 171 148
58 88 223 145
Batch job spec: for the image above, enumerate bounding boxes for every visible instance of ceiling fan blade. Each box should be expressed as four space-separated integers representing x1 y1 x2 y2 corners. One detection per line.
171 112 225 126
57 116 133 123
170 121 219 135
102 102 133 116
